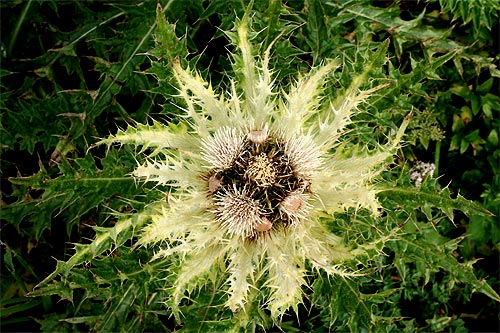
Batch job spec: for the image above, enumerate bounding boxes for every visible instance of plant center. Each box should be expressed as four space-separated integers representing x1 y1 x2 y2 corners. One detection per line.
245 153 276 186
203 128 314 239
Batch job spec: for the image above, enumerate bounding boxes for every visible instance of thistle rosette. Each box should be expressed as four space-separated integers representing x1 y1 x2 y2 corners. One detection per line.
99 11 406 320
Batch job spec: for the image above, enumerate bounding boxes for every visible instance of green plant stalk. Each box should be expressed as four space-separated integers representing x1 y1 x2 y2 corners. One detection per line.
8 0 33 57
434 140 441 176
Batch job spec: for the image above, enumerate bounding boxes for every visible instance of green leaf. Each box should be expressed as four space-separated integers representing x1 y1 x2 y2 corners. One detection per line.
477 77 494 95
151 2 188 62
304 0 330 62
31 204 159 292
378 186 492 221
0 297 43 318
3 153 140 240
390 236 500 302
96 283 138 332
312 275 374 332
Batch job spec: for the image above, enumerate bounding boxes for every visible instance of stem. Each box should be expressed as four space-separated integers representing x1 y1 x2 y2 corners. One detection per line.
434 140 441 176
8 0 33 57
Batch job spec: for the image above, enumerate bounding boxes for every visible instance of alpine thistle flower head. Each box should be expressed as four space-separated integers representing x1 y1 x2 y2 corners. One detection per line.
99 6 407 323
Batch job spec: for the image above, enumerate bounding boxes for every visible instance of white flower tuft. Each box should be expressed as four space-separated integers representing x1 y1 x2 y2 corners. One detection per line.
213 185 267 239
284 134 322 177
201 127 245 169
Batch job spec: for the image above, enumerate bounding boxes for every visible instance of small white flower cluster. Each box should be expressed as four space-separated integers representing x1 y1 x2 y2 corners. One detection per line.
410 161 436 187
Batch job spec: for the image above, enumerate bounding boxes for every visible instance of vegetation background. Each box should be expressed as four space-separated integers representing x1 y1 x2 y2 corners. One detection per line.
1 0 499 332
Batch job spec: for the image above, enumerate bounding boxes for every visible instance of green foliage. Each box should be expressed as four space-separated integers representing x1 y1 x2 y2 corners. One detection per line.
1 0 498 332
429 0 500 38
2 151 145 240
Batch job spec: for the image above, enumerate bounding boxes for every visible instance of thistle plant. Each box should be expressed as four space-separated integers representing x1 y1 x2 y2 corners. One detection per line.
28 3 500 332
97 8 408 317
